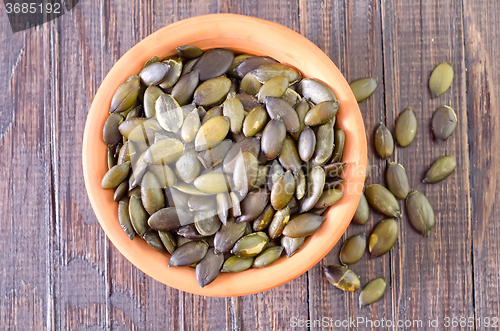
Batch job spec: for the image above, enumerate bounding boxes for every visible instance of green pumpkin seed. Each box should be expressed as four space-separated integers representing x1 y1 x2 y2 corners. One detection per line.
202 106 223 124
159 56 183 89
291 99 311 140
165 187 190 209
143 56 160 68
174 182 212 196
432 105 457 141
196 248 224 287
177 45 204 59
168 241 209 267
195 116 230 151
240 72 263 95
118 117 147 139
365 184 401 218
214 219 248 253
298 126 315 162
129 195 150 236
223 92 245 134
406 191 435 236
227 54 254 76
142 231 167 253
394 107 417 147
193 48 234 81
281 236 305 258
252 204 275 231
359 278 387 308
237 188 270 222
314 189 343 208
128 186 141 199
193 173 229 194
113 180 128 202
282 213 325 238
299 166 326 213
324 177 345 191
231 232 269 258
180 109 201 143
429 61 454 98
374 123 394 159
118 199 136 240
257 76 289 103
266 97 300 133
304 101 339 127
143 138 184 164
108 147 117 170
350 77 379 103
331 129 345 163
148 207 191 231
125 105 141 120
139 62 169 86
278 136 301 174
323 265 360 292
312 119 335 166
261 117 287 160
158 230 177 254
140 172 165 215
102 161 131 189
197 139 233 169
294 169 306 200
193 76 232 106
221 255 254 272
103 113 124 146
282 88 301 108
385 162 410 199
242 106 268 137
233 151 259 197
253 246 284 268
340 233 366 265
129 151 148 189
110 75 140 113
143 86 163 118
369 218 399 257
250 63 302 84
270 171 295 211
423 155 456 183
268 206 291 239
352 193 369 225
156 93 184 133
171 70 200 106
310 207 327 215
175 149 201 183
266 160 284 190
297 79 337 105
234 56 277 78
194 210 221 236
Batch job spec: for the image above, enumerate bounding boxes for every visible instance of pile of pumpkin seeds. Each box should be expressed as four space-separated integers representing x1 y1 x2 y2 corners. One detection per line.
102 46 349 288
323 61 457 308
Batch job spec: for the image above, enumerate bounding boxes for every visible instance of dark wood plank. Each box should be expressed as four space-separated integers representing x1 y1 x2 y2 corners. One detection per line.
381 0 473 326
463 0 500 325
302 0 391 328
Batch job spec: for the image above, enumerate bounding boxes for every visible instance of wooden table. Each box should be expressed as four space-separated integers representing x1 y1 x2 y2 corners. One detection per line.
1 0 499 329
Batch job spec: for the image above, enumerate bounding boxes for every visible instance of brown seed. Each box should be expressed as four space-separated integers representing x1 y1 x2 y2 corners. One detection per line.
352 193 369 225
196 248 224 287
193 76 232 106
237 188 270 222
172 70 200 106
278 136 302 174
252 204 275 231
406 191 435 236
257 76 289 103
369 218 399 258
250 63 302 84
192 48 234 81
110 75 140 113
261 117 287 160
103 113 124 146
365 184 401 218
298 126 316 162
214 219 248 253
268 206 291 239
340 233 366 265
304 101 339 127
299 166 326 213
282 213 325 238
312 119 335 166
359 278 387 308
429 61 454 98
195 116 230 151
394 107 417 147
331 128 345 163
266 97 300 133
373 123 394 159
223 92 245 134
242 106 268 137
423 155 456 183
314 189 343 208
386 162 410 199
350 77 379 103
270 171 296 210
102 161 131 189
252 246 284 268
281 236 305 258
168 241 209 267
118 199 136 240
323 265 360 292
431 105 457 141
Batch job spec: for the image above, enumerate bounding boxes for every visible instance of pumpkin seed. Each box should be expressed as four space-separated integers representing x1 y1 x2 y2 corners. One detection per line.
118 199 136 240
297 78 337 104
312 119 335 166
143 138 184 164
281 236 305 258
143 231 167 252
148 207 191 231
295 169 306 200
268 206 291 239
159 56 183 89
331 128 345 163
291 99 311 139
282 88 301 108
194 210 221 236
194 173 229 194
324 162 345 178
270 171 295 210
214 219 247 253
359 278 387 308
365 184 401 218
193 76 232 106
236 94 261 111
299 166 326 213
143 86 163 118
406 191 435 236
374 123 394 159
352 193 369 225
158 230 177 254
252 204 275 231
201 106 223 124
282 213 325 238
253 246 284 268
176 224 205 239
139 62 169 86
143 56 160 68
193 48 234 81
221 255 254 272
386 162 410 199
216 192 231 225
423 155 456 183
266 97 300 133
156 93 184 133
240 72 262 95
196 248 224 287
432 105 457 141
171 70 200 106
429 61 454 98
103 113 124 146
177 45 203 59
231 232 269 258
234 56 278 78
237 188 270 222
350 77 378 103
233 151 259 197
175 149 202 183
114 180 128 202
261 117 287 160
110 75 140 113
314 189 343 208
108 147 117 170
323 265 360 292
257 76 289 103
223 92 245 134
188 195 216 212
102 161 130 189
168 241 209 267
180 109 201 143
394 107 417 147
340 233 366 265
250 63 302 84
197 139 233 169
195 116 230 151
141 172 165 215
253 165 269 189
304 101 339 127
278 136 302 174
129 195 150 236
229 192 242 217
298 126 315 162
369 218 399 257
242 106 268 137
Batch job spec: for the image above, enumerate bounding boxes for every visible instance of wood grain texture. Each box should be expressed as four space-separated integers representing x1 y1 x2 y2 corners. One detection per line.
463 0 500 325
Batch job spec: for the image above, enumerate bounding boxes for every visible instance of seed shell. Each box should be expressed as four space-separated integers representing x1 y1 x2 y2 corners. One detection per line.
297 78 337 104
102 161 131 189
323 265 360 292
282 213 325 238
281 236 305 258
196 248 224 287
118 199 136 240
221 256 254 273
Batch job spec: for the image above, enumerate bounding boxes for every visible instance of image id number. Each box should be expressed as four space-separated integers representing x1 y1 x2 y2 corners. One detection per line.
443 317 498 328
5 2 61 14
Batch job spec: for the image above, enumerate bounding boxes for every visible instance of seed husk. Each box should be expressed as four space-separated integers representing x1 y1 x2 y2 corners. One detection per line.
223 92 245 134
250 63 302 84
385 162 410 199
143 86 163 118
221 255 254 272
374 123 394 159
369 218 399 257
297 78 337 104
278 137 302 174
315 189 343 208
294 169 306 200
175 149 202 183
365 184 401 218
291 99 311 139
268 206 291 239
193 76 232 106
158 230 177 254
352 193 369 225
394 107 417 147
168 241 209 267
432 105 457 141
304 101 339 127
231 232 269 258
156 93 184 133
257 76 289 103
188 195 216 212
177 45 204 59
172 70 200 106
234 56 278 78
159 56 183 89
194 173 229 194
114 180 128 202
281 236 305 258
195 116 230 151
252 204 275 231
110 75 140 113
139 62 169 86
299 166 326 213
323 265 360 292
312 119 335 166
237 188 270 222
340 233 366 265
242 106 268 137
298 126 316 162
359 278 387 308
102 161 131 189
350 77 379 103
423 155 456 183
103 113 124 146
406 191 435 236
196 248 224 287
331 129 345 163
282 213 325 238
240 72 263 95
194 210 221 236
253 246 284 268
197 139 233 169
141 172 165 215
118 199 136 240
214 219 248 253
233 151 259 197
261 117 287 160
129 195 150 236
270 171 296 211
429 61 454 98
143 138 184 164
266 97 300 133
